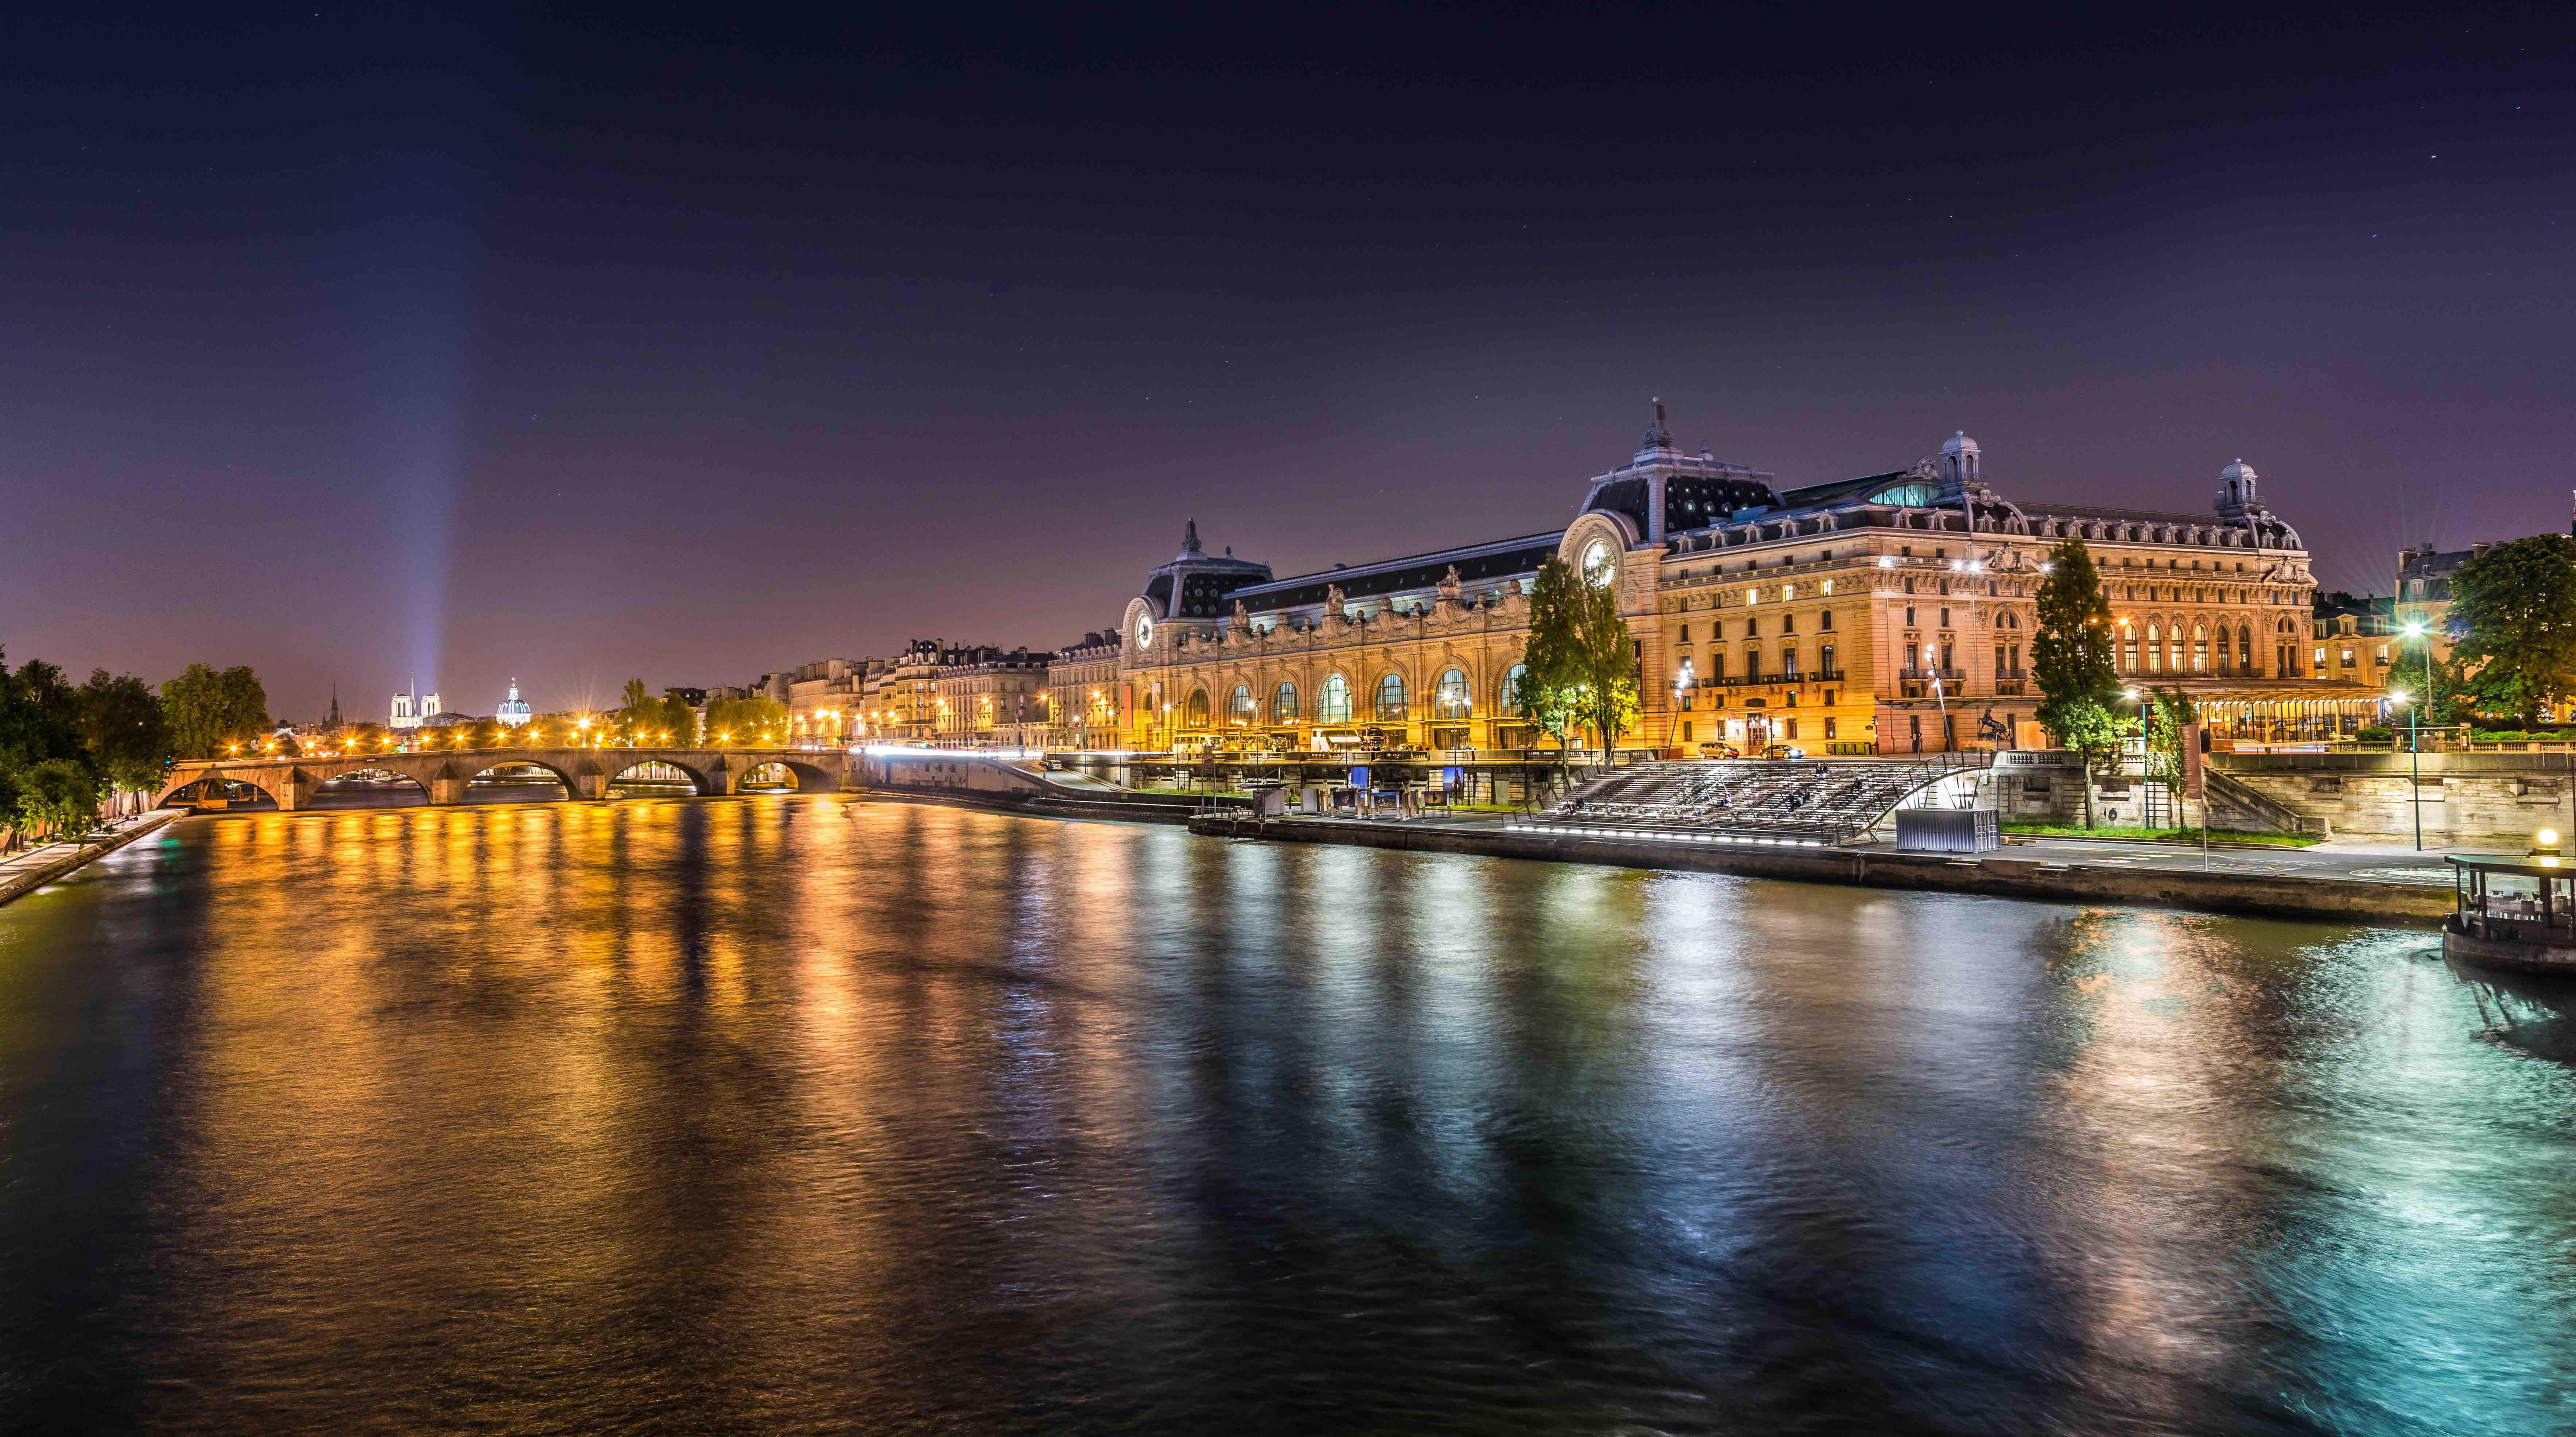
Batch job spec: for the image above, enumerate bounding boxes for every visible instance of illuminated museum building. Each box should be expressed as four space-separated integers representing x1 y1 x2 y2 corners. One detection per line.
1107 406 2381 755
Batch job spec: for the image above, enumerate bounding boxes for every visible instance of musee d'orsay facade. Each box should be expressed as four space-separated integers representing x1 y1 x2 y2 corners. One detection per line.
1105 404 2378 759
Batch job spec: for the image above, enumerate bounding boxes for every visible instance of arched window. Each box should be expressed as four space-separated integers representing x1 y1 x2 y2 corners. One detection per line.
1318 674 1351 724
2192 624 2207 673
1376 672 1408 721
1272 681 1299 723
1502 663 1529 716
2121 622 2138 673
1434 668 1470 719
2238 624 2253 672
2146 623 2161 672
1185 689 1210 727
1229 684 1255 726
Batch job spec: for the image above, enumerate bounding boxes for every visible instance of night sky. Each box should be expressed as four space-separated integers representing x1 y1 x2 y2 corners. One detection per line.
7 6 2573 722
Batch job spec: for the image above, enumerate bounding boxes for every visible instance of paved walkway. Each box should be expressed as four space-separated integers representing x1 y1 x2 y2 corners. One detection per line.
0 809 184 906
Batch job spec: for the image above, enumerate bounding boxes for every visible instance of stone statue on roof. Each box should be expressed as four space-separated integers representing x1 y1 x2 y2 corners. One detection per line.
1438 565 1462 603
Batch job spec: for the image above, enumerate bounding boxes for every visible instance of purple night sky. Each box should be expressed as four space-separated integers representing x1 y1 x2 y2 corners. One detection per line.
6 7 2574 721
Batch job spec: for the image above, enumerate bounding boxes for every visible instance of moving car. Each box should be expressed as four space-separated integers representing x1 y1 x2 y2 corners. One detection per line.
1760 743 1808 760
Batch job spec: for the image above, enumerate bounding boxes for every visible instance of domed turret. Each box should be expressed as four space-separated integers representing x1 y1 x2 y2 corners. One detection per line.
2216 457 2259 519
1937 431 1980 487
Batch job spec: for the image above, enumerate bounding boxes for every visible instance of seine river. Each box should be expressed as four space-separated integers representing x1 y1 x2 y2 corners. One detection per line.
3 798 2572 1434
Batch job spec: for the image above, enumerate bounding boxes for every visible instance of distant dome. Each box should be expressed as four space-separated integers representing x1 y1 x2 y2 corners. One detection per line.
1941 430 1980 456
2221 457 2257 483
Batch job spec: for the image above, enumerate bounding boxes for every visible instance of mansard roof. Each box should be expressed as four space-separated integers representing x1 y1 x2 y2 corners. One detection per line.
1225 531 1563 612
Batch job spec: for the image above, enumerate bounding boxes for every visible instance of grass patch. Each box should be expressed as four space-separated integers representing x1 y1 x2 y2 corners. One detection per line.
2002 823 2321 848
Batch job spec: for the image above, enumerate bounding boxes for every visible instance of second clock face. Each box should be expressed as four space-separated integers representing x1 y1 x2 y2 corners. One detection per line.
1134 615 1154 650
1582 539 1616 588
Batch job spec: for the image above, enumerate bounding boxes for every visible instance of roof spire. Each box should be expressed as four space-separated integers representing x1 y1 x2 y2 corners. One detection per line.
1182 517 1203 555
1641 397 1672 451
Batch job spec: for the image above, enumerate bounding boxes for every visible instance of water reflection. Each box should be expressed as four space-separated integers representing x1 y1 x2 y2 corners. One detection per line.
0 799 2570 1434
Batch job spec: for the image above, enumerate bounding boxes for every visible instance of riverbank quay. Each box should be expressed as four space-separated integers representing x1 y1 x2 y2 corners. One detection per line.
1185 812 2457 924
0 810 184 908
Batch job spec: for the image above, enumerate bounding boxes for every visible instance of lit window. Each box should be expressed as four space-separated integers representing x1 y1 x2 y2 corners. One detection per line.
1434 669 1470 720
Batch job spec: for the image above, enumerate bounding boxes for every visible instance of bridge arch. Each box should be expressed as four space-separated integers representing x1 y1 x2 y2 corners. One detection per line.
464 759 578 800
159 772 286 810
609 756 717 796
309 765 431 806
729 754 843 794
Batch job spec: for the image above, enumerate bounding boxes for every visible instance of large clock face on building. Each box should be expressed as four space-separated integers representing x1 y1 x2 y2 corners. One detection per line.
1581 539 1617 588
1134 615 1154 650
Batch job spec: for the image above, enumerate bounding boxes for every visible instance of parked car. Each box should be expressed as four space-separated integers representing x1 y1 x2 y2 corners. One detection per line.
1761 743 1808 760
1696 741 1740 760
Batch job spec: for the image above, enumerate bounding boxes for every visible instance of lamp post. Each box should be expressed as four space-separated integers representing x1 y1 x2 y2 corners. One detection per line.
2404 620 2428 850
2122 686 2146 827
1667 659 1695 753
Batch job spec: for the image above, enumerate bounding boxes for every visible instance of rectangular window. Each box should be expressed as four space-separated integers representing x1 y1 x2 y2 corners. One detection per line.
1996 645 2007 676
1745 651 1761 681
1784 719 1799 740
1681 721 1693 742
2315 646 2327 669
1820 643 1835 675
1782 612 1797 633
1904 606 1916 627
1820 608 1834 630
1824 717 1838 740
1710 653 1726 681
1939 608 1951 628
1679 623 1691 643
1941 645 1954 672
1783 649 1800 678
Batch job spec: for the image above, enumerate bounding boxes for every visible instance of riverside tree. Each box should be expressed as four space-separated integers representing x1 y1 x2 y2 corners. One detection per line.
0 651 104 844
77 670 172 813
160 663 269 758
2031 538 2130 828
1520 553 1639 763
2444 535 2576 728
2142 685 2198 823
705 695 788 744
660 695 701 745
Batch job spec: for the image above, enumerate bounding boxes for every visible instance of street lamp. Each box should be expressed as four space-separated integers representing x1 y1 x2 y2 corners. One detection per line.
1668 659 1695 752
2403 620 2430 849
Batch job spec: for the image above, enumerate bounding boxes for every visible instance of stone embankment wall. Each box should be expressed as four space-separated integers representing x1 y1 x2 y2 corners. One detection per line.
2215 752 2574 848
0 811 183 909
1187 813 2451 923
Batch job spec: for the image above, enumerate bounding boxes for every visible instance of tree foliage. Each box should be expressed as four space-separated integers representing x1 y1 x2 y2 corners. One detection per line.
1517 558 1584 752
2445 535 2576 727
705 696 788 744
1520 555 1640 759
2031 539 2132 826
2142 685 2197 795
77 670 172 797
160 663 269 759
660 696 701 745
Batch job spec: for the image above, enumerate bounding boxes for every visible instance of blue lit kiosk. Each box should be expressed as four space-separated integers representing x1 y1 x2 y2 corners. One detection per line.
2445 851 2576 976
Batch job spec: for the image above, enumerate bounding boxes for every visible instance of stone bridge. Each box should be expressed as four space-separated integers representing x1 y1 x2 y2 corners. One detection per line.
158 747 851 811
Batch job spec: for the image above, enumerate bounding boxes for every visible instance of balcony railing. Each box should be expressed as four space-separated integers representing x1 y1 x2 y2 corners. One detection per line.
1900 667 1967 682
1701 669 1844 689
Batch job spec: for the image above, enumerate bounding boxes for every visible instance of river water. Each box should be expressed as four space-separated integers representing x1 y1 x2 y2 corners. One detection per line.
2 798 2571 1434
